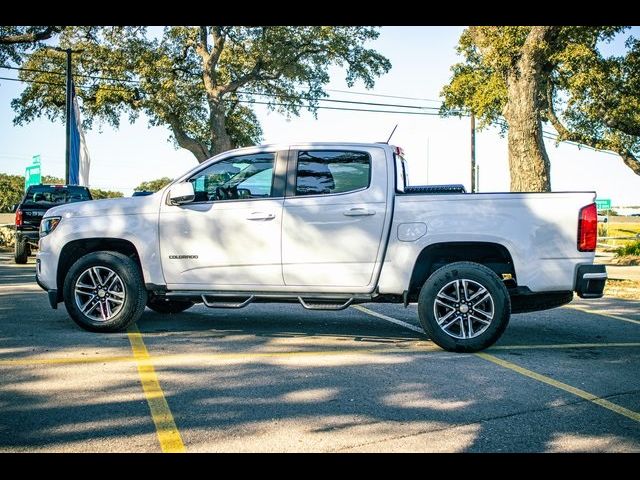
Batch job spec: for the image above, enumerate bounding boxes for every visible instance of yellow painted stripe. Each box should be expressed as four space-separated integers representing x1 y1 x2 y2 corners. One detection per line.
489 342 640 351
127 325 186 453
476 352 640 423
0 354 135 366
565 305 640 326
2 342 639 368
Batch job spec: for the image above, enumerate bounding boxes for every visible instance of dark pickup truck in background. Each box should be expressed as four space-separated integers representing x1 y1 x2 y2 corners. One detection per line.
13 184 92 264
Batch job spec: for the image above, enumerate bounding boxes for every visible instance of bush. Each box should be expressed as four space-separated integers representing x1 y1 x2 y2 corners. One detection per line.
616 240 640 257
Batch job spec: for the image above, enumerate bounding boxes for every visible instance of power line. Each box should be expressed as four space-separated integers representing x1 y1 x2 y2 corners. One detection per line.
236 99 445 116
0 72 627 157
0 64 140 84
326 88 442 104
0 75 448 116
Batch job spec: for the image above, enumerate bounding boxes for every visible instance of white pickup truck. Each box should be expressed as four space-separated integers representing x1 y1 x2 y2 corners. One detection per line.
35 143 607 352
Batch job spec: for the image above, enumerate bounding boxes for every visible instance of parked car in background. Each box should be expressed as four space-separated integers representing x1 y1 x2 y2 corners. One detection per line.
13 184 92 264
132 191 154 197
597 214 608 223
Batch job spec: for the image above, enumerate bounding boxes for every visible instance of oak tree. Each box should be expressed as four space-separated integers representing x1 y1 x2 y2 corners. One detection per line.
11 26 390 162
441 26 639 192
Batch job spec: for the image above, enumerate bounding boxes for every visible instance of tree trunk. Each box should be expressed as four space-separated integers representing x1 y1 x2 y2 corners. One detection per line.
504 77 551 192
209 102 232 156
502 27 553 192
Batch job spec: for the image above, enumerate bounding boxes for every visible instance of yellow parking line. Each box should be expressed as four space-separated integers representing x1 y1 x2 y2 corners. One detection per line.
476 352 640 423
489 342 640 351
565 305 640 326
0 354 136 366
127 325 186 453
1 342 638 369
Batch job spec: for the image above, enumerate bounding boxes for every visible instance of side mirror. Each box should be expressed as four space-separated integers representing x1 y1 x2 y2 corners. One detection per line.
168 182 195 205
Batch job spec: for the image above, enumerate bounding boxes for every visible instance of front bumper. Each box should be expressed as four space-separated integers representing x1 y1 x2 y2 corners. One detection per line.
575 264 607 299
35 273 58 309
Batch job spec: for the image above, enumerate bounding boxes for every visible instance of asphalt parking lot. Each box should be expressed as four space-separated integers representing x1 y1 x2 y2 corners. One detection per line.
0 251 639 452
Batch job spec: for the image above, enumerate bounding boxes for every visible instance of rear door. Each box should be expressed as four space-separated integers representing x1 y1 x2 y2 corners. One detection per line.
282 146 389 289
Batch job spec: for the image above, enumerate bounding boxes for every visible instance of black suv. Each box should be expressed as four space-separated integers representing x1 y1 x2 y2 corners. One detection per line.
13 184 92 264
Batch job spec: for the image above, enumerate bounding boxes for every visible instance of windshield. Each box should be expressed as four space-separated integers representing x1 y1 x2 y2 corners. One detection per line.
22 186 92 207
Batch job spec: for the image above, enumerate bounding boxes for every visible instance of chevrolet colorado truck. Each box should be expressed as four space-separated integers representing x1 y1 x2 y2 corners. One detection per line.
13 184 92 264
35 143 607 352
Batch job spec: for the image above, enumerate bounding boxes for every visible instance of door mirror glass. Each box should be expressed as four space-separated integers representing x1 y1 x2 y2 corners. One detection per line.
168 182 195 205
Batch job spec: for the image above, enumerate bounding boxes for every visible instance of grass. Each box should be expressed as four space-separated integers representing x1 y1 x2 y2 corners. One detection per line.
616 240 640 257
604 279 640 300
598 220 640 251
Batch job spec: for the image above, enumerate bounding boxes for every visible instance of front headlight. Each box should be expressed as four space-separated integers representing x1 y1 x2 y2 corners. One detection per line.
40 216 61 238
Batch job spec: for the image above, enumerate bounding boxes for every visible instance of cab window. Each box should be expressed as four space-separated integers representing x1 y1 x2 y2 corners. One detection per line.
189 153 275 202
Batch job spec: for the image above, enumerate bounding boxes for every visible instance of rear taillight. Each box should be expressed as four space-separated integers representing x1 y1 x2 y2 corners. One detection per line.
578 203 597 252
15 209 23 227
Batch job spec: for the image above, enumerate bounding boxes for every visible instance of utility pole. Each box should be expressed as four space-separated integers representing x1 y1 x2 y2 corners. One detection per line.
64 48 72 184
51 47 82 184
470 114 476 193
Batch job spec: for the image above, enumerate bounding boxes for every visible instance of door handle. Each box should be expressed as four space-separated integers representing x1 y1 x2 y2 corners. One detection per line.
343 208 375 216
246 212 276 221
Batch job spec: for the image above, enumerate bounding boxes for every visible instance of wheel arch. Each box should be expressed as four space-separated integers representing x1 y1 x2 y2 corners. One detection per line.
407 241 516 301
56 238 143 301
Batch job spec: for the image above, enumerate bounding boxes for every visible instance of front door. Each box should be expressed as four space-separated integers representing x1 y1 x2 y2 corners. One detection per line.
159 150 285 288
282 147 388 289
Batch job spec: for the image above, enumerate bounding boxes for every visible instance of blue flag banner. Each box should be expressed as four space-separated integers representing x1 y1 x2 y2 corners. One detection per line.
68 82 91 186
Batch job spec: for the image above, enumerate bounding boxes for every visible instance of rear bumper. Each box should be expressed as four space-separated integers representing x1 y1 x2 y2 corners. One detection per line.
16 230 39 246
575 264 607 299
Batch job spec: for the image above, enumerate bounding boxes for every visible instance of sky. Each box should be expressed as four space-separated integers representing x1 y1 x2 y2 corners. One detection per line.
1 26 640 206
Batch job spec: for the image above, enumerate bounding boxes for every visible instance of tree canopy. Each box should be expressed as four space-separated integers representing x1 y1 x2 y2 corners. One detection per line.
134 177 173 192
9 26 391 163
441 26 640 191
0 26 63 64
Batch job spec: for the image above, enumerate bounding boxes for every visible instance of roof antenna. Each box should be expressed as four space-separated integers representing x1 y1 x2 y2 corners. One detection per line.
385 124 398 144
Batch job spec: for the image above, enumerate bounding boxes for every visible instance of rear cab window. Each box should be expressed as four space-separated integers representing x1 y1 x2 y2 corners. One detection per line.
23 186 92 207
295 150 371 196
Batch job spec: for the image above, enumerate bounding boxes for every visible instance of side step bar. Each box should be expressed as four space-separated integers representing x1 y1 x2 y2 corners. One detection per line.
166 291 370 311
201 295 255 309
298 297 353 311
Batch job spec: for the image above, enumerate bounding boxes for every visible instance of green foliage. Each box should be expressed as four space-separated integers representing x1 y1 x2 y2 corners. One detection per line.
11 26 391 161
0 173 24 212
616 240 640 256
90 188 124 199
134 177 173 192
0 26 63 64
441 26 640 175
41 175 63 184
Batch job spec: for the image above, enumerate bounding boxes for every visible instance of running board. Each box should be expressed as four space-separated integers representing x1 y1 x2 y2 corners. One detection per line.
165 290 371 310
298 297 353 311
201 295 255 309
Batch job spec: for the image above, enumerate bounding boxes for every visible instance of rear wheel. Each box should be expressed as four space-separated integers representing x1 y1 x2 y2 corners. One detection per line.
14 237 28 264
418 261 511 352
63 251 147 332
147 296 194 314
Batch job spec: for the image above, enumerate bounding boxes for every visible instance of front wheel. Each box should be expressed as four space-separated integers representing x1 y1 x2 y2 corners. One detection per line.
63 251 147 332
418 261 511 352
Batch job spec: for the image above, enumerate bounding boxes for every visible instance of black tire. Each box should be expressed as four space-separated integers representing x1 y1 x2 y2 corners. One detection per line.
14 237 28 264
418 261 511 352
147 296 194 314
63 251 147 332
